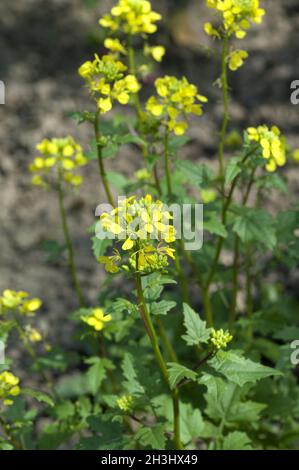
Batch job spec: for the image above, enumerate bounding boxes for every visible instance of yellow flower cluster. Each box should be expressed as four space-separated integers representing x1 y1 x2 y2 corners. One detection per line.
0 290 42 317
99 195 176 273
79 54 140 113
25 325 43 343
81 308 112 332
29 137 87 188
228 49 248 71
210 328 233 349
0 371 20 406
99 0 162 36
144 44 166 63
146 76 207 135
117 394 134 412
247 125 286 172
204 0 265 39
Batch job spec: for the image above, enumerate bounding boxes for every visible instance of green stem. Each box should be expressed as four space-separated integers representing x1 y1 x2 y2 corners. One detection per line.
58 169 84 307
155 316 178 362
153 163 162 195
135 270 183 450
94 111 115 207
128 35 143 120
202 147 259 323
174 246 189 304
164 129 172 196
0 414 23 449
218 35 229 192
245 243 253 318
202 286 214 327
230 236 240 327
230 167 257 325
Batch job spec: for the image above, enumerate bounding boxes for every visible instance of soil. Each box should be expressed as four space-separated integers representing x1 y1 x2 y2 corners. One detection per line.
0 0 299 345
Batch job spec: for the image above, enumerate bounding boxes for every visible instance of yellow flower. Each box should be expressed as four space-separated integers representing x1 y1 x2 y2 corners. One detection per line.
200 189 217 204
146 76 207 135
0 371 21 406
117 395 134 412
210 328 233 349
99 0 162 36
79 54 140 114
292 149 299 164
99 195 176 274
81 308 112 332
205 0 265 40
247 125 286 172
25 326 43 343
228 49 248 71
104 38 127 55
204 22 220 38
29 137 87 188
0 290 42 317
146 45 166 62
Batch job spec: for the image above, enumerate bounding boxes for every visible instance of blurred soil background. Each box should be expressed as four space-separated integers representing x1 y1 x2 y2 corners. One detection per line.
0 0 299 344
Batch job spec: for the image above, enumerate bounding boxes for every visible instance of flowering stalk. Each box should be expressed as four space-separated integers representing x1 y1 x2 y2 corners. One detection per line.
135 262 182 450
127 35 143 121
218 34 229 192
201 146 259 325
230 167 257 325
57 168 84 307
94 111 115 207
164 128 172 197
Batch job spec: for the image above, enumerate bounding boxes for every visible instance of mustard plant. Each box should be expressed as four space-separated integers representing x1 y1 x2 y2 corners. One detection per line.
1 0 299 452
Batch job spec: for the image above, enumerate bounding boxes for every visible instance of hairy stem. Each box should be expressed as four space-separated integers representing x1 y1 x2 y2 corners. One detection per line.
135 269 183 450
94 111 115 207
164 129 172 196
128 35 143 120
58 169 84 307
218 35 229 192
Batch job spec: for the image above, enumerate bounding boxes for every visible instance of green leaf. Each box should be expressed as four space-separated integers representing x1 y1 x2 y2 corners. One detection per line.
180 403 204 445
169 135 191 152
167 362 197 389
114 133 146 147
92 236 112 259
122 354 144 396
107 171 130 191
151 395 204 445
38 422 76 450
68 110 95 125
22 388 54 407
135 424 166 450
150 300 176 316
141 273 176 302
209 351 282 386
78 417 124 450
175 160 208 186
54 400 75 420
231 207 277 249
182 303 210 346
102 142 119 159
204 213 228 238
222 431 253 450
85 357 114 396
225 156 242 185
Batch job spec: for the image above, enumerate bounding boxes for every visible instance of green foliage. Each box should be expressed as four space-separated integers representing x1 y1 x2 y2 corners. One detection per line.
2 0 298 453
